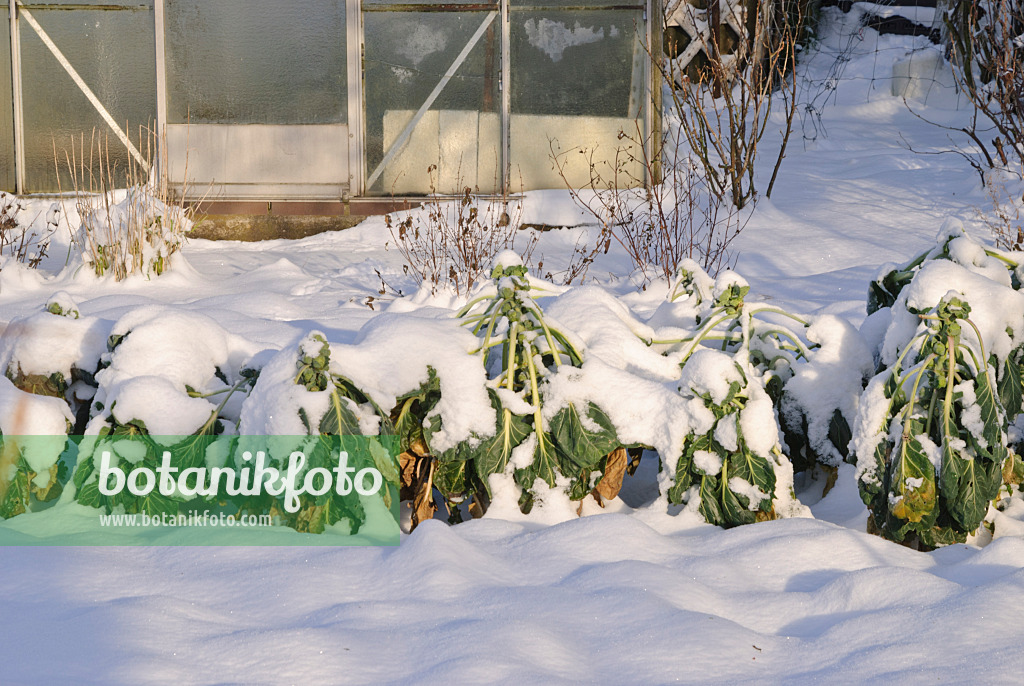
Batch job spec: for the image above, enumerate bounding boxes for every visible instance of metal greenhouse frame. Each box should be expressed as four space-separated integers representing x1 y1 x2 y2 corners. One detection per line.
3 0 660 201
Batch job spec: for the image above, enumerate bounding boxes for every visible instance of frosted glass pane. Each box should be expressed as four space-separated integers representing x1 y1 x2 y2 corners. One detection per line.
511 10 641 117
20 8 156 193
511 0 642 6
0 6 14 193
364 1 497 6
24 1 152 5
363 11 501 195
165 0 346 125
510 10 645 190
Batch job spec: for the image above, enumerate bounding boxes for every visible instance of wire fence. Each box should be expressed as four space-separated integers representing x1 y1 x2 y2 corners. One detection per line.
795 0 972 144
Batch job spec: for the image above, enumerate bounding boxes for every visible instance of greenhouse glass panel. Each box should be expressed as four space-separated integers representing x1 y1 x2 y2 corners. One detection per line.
19 7 156 192
0 5 15 193
510 0 642 6
509 8 646 189
165 0 346 125
364 0 497 6
363 9 501 195
21 0 152 5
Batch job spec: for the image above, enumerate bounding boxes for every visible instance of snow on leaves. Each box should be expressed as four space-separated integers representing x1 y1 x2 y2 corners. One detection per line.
855 226 1024 549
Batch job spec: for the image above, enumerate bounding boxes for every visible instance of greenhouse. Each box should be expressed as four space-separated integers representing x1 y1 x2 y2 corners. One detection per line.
1 0 660 201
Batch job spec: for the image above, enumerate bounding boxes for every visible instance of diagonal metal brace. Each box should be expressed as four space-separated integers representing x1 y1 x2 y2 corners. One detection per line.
365 10 498 190
18 2 149 171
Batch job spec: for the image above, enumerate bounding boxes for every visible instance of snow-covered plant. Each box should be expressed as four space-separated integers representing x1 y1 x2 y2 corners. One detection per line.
465 258 627 510
84 309 254 437
777 315 874 477
72 309 257 517
291 333 387 435
661 261 810 525
1 294 104 432
58 130 193 281
0 296 105 515
668 349 786 525
855 225 1024 548
1003 341 1024 485
394 255 627 526
236 332 398 534
390 368 449 526
74 185 192 281
867 221 1019 314
667 260 812 394
0 380 73 518
45 292 79 319
0 192 57 269
855 294 1011 548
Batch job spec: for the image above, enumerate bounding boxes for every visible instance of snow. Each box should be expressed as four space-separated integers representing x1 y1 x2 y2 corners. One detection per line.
737 380 780 459
0 375 71 475
2 8 1024 683
782 314 873 466
342 314 495 451
239 342 332 437
679 348 745 405
693 449 722 476
890 257 1024 365
728 476 770 510
545 287 676 379
105 375 217 437
3 518 1023 684
546 355 701 463
0 308 108 380
100 306 259 390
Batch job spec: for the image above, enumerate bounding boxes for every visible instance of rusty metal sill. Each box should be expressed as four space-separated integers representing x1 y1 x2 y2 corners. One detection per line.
187 198 425 218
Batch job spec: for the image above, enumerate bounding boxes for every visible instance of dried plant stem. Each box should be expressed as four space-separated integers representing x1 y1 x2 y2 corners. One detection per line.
553 121 746 288
664 0 803 209
386 164 536 295
55 125 195 281
946 0 1024 170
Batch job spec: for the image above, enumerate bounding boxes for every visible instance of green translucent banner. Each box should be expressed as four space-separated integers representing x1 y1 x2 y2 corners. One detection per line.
0 435 400 546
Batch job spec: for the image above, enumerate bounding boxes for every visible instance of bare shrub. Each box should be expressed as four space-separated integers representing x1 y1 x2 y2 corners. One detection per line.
946 0 1024 169
664 0 803 209
976 171 1024 251
0 192 56 269
944 2 1024 248
385 164 537 295
540 230 611 287
554 1 804 289
56 127 194 281
553 123 746 289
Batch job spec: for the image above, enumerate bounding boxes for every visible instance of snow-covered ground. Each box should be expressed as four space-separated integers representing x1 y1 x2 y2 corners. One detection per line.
6 517 1024 684
3 11 1024 684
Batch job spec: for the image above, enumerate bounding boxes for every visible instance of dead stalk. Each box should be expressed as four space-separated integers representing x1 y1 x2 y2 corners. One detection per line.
386 163 536 295
946 0 1024 170
55 124 195 281
665 0 804 209
553 122 746 288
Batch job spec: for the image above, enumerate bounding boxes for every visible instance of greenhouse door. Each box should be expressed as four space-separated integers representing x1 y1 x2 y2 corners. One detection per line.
157 0 358 201
360 0 654 196
361 1 503 196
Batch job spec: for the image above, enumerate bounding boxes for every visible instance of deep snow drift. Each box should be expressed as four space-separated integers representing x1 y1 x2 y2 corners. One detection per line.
2 10 1024 684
